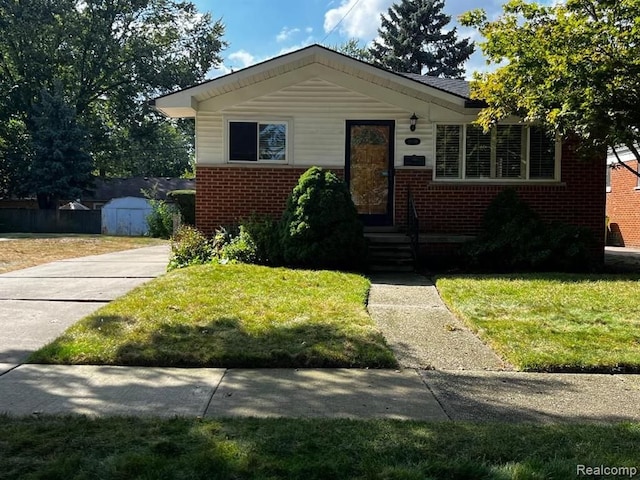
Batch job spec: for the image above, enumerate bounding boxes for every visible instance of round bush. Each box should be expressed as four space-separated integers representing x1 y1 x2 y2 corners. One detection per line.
280 166 366 270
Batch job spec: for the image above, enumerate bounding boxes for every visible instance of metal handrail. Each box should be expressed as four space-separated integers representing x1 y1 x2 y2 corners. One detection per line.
407 189 419 263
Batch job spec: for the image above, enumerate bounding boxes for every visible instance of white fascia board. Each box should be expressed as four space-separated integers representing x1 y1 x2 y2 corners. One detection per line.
607 145 637 164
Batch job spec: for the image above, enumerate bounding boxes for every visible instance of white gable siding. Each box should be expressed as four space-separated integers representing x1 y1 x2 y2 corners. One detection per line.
196 78 438 168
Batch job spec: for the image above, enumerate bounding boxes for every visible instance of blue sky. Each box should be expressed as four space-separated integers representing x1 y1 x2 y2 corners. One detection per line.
192 0 535 79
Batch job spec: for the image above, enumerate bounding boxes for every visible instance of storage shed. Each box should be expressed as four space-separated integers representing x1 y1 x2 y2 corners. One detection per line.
101 196 153 236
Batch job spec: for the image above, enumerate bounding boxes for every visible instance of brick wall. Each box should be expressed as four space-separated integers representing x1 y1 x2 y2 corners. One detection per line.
196 140 605 263
195 166 344 235
395 140 606 262
606 160 640 247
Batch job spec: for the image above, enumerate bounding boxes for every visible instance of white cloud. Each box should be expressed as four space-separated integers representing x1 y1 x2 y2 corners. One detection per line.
277 37 315 56
276 27 301 42
305 26 313 34
227 50 256 68
323 0 394 40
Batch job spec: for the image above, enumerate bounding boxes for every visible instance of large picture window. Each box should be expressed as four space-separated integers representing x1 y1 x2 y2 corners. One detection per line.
228 121 287 162
435 124 557 181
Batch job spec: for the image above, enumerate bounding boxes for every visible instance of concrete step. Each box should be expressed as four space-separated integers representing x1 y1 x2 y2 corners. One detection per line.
363 226 400 233
366 231 415 272
370 253 414 262
369 263 415 273
365 233 411 244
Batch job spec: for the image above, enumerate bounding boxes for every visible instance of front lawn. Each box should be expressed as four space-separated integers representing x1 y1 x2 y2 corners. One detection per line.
29 264 397 368
2 416 638 479
436 274 640 372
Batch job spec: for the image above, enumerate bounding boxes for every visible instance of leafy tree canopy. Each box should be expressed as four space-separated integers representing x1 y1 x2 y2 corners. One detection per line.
460 0 640 165
369 0 474 77
0 0 226 198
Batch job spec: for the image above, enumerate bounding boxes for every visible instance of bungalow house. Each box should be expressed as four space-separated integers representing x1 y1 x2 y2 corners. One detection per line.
152 44 605 265
606 146 640 247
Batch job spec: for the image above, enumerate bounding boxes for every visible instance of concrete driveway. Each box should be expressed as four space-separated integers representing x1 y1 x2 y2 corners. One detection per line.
0 245 170 364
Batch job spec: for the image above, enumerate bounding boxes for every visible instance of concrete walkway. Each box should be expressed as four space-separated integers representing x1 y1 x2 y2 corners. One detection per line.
0 246 639 423
0 245 170 363
368 274 511 370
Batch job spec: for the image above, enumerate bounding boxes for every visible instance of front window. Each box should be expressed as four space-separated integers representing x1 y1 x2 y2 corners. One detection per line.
435 124 557 181
229 121 287 162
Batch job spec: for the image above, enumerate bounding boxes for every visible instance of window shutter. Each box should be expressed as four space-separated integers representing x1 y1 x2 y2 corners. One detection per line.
465 125 491 178
229 122 258 161
496 125 523 178
435 125 461 178
529 127 556 179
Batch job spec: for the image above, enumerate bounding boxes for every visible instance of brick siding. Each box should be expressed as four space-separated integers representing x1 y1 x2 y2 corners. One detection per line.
395 140 606 263
606 160 640 247
195 166 344 235
196 140 605 264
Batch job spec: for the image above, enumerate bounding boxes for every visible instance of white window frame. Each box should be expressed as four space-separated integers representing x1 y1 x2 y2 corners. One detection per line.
433 123 561 182
225 118 291 164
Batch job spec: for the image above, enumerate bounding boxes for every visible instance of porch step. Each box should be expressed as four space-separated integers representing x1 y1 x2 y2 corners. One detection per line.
365 231 415 272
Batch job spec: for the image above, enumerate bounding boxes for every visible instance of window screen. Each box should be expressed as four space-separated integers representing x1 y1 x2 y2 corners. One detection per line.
465 125 491 178
258 123 287 161
529 127 556 179
496 125 523 178
435 125 461 178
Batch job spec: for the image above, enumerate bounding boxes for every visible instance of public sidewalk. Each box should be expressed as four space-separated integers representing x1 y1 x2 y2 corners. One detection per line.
0 364 638 423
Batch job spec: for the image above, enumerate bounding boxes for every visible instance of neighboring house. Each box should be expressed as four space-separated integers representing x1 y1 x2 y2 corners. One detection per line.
152 44 605 263
606 146 640 247
83 177 195 210
0 177 195 210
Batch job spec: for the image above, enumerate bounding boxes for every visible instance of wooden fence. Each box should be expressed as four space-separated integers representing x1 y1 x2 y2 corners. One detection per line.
0 209 101 234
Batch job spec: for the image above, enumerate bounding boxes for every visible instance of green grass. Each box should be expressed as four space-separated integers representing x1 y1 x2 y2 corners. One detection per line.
29 264 397 368
1 416 638 479
436 273 640 372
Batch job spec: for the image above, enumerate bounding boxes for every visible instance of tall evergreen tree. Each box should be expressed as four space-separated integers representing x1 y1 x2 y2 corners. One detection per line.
29 82 93 209
369 0 474 77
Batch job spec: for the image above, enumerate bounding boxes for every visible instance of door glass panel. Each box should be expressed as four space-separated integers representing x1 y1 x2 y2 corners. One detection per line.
349 125 390 215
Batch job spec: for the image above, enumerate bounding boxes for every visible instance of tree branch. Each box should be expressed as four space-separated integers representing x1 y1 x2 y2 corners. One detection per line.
611 145 640 178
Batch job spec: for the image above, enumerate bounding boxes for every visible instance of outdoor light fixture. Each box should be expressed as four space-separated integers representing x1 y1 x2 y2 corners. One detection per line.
410 113 418 132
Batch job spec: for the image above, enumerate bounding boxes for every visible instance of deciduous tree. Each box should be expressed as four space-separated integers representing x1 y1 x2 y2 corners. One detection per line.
460 0 640 169
0 0 225 197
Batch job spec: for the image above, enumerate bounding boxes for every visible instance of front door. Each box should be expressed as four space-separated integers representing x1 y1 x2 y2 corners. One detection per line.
346 120 395 226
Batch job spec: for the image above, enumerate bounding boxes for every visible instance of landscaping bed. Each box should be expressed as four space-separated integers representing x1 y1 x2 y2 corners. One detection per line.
436 273 640 372
29 264 397 368
2 416 638 479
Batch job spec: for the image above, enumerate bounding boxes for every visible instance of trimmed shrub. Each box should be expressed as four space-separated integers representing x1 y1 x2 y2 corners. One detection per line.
168 189 196 225
280 166 366 270
463 188 594 272
240 214 283 265
168 225 212 270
